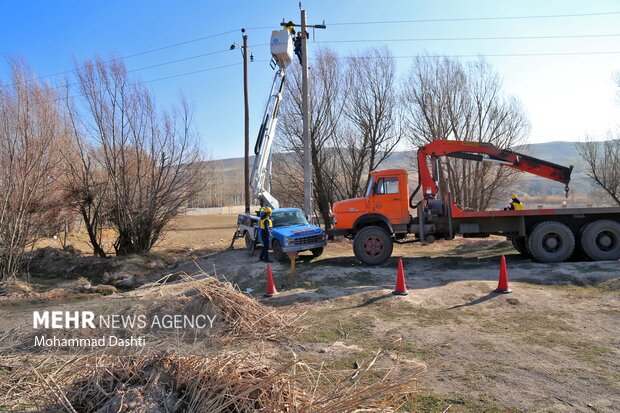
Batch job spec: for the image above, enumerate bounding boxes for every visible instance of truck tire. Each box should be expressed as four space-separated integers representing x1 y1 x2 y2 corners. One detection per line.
526 221 575 263
510 236 528 256
353 226 393 266
271 240 288 262
580 219 620 261
311 247 324 258
245 231 255 255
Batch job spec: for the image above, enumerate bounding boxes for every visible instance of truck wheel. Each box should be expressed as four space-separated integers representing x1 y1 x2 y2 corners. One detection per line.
244 231 255 254
353 226 393 266
580 220 620 261
311 247 324 258
526 221 575 263
510 236 528 256
271 240 288 262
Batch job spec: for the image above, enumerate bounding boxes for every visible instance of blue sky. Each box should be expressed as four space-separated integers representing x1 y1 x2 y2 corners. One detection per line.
1 0 619 159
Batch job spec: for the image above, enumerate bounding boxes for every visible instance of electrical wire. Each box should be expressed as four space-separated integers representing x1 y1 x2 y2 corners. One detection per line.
329 10 620 26
310 51 620 59
314 33 620 44
1 28 242 88
46 61 248 105
7 9 620 86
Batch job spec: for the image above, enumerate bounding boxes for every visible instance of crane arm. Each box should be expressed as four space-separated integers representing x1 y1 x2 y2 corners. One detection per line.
250 68 286 209
416 140 573 199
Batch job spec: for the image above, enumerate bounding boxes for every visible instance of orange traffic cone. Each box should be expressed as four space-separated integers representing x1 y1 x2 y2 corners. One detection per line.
264 264 278 298
392 258 408 296
495 255 512 294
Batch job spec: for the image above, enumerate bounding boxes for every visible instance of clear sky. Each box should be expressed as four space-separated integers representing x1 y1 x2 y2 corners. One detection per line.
1 0 619 159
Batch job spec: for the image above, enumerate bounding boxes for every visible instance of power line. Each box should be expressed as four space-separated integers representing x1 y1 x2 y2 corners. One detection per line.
330 10 620 26
313 50 620 59
140 62 245 84
4 47 240 95
314 33 620 44
48 61 250 105
4 43 271 96
1 28 241 88
128 43 269 73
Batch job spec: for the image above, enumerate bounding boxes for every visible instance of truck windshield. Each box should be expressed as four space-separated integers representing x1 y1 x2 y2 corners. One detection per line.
271 210 309 228
365 178 374 197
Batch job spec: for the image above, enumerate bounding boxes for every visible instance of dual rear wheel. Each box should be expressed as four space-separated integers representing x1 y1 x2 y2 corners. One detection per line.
513 219 620 262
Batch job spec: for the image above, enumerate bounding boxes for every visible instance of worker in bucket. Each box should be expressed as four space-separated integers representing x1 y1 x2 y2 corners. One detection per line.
508 194 524 211
259 207 273 262
284 20 295 36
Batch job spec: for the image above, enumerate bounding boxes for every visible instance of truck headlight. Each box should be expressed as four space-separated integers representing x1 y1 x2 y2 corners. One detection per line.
284 236 292 246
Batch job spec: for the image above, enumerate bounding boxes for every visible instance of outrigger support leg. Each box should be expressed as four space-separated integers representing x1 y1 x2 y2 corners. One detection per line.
228 227 242 250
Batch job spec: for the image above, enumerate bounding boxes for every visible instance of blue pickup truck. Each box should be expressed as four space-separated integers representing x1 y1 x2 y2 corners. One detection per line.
236 208 327 261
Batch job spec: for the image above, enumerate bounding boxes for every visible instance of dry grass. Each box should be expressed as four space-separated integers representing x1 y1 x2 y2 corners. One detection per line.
147 270 303 342
0 266 426 411
1 351 424 412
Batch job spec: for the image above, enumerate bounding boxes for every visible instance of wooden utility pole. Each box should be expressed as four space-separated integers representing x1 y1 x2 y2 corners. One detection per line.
242 30 250 214
300 10 312 221
282 10 325 221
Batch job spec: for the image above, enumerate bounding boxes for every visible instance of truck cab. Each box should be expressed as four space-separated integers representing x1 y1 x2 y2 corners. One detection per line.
332 169 410 234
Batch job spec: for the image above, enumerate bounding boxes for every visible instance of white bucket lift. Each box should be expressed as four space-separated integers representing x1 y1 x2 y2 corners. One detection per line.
270 29 293 69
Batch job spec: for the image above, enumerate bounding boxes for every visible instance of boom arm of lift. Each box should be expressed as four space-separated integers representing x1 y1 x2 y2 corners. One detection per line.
250 68 286 209
412 140 573 205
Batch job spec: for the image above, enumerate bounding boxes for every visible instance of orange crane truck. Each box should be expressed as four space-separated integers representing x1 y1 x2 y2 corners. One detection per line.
328 140 620 265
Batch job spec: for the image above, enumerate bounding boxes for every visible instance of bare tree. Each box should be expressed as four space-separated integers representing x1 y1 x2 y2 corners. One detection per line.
402 56 530 209
59 95 110 257
273 47 404 226
72 57 206 255
274 49 345 227
336 47 402 198
576 136 620 206
0 59 64 279
576 74 620 207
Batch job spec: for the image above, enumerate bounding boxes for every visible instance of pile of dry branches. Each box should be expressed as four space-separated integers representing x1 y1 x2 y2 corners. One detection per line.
172 272 302 341
1 351 423 412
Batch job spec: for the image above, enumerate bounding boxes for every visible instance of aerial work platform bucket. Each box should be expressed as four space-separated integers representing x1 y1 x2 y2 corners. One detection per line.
270 29 293 69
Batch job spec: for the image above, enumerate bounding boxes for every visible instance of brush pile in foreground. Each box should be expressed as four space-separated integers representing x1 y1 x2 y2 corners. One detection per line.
1 352 423 412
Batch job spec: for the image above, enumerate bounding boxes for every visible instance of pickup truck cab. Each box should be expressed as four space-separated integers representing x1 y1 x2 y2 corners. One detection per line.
236 207 327 261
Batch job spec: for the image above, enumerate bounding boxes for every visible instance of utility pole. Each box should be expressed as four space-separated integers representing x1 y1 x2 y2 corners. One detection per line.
300 10 312 221
282 10 325 221
242 30 250 214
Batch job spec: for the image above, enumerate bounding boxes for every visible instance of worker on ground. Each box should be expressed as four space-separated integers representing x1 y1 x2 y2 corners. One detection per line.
259 207 273 262
508 194 524 211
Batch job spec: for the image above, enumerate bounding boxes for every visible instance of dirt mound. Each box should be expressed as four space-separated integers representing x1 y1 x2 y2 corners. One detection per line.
24 246 113 279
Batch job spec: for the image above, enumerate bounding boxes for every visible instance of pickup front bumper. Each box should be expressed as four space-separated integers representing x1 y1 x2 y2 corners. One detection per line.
281 240 327 253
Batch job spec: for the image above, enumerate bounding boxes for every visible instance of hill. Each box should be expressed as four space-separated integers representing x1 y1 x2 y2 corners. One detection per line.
205 141 611 207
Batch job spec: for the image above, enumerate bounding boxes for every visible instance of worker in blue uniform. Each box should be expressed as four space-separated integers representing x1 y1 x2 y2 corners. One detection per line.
259 207 273 262
294 32 302 64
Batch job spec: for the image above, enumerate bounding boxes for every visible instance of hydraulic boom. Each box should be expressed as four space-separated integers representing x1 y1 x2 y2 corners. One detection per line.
415 140 573 203
250 68 286 209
